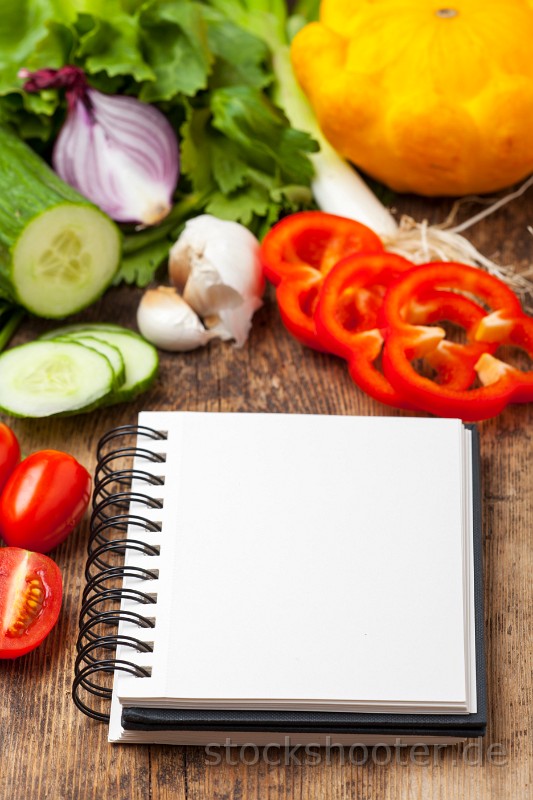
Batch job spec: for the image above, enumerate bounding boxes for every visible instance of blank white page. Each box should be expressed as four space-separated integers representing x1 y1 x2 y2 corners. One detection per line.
119 412 468 712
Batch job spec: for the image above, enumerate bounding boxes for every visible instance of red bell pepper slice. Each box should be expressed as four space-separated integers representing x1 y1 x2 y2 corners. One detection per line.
381 263 530 420
315 252 416 407
316 252 415 357
261 211 383 350
315 254 494 409
261 211 384 285
274 268 324 350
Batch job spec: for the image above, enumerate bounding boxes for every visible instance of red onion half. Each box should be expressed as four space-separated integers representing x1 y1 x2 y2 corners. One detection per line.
21 67 179 226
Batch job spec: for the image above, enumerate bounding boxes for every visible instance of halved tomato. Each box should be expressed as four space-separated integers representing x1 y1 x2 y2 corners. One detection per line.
0 547 63 659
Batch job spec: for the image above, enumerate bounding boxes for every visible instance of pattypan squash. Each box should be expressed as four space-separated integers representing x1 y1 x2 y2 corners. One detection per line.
291 0 533 196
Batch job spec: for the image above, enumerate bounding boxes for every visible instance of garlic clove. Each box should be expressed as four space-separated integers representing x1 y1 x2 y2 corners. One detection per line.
183 261 244 315
137 287 219 352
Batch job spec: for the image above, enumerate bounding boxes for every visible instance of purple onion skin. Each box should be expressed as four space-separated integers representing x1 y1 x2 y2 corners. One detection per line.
22 66 180 226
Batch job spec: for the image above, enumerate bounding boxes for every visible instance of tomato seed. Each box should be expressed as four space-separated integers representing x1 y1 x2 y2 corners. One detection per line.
6 576 45 638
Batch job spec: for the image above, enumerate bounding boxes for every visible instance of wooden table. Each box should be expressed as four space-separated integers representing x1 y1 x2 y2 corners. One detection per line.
1 194 531 800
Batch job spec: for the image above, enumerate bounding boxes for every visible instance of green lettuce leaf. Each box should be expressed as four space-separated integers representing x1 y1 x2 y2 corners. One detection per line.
138 1 213 101
75 12 155 82
203 7 271 91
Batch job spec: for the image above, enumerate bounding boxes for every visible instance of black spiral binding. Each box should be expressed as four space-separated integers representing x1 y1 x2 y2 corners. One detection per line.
72 424 168 722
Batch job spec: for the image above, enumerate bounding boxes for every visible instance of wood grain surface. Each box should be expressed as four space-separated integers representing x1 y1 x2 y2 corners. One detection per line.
0 193 532 800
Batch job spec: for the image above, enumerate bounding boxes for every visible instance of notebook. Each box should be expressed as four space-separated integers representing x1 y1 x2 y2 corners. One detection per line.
73 412 486 745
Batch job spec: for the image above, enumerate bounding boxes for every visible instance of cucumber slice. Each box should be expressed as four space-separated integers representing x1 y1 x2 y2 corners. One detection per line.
45 326 158 403
0 341 115 417
12 205 121 318
0 126 121 318
40 322 136 339
78 331 158 403
55 335 126 389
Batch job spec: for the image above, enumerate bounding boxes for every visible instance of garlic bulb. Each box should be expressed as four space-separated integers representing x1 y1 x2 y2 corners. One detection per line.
169 215 264 347
137 287 219 352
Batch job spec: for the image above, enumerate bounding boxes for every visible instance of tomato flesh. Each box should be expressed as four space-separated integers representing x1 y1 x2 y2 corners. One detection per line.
0 449 91 553
0 547 63 658
0 422 20 494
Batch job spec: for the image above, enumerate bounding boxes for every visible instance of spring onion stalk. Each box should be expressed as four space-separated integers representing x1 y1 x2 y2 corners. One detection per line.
207 0 532 307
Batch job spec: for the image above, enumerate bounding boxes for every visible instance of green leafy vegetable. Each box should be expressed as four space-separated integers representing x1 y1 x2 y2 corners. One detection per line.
138 1 212 100
116 238 171 288
1 0 320 286
211 86 315 185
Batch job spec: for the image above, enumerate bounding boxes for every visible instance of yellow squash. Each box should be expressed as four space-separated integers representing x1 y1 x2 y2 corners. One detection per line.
291 0 533 196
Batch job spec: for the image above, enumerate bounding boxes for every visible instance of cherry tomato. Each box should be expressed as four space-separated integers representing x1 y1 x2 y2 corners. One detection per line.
0 422 20 494
0 450 91 553
0 547 63 659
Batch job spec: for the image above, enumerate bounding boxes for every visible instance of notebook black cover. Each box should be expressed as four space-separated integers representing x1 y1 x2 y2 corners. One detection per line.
121 425 486 738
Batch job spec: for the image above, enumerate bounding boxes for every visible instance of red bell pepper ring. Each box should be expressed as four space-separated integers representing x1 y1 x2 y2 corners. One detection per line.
402 289 498 390
381 263 529 420
261 211 384 285
315 252 416 407
260 211 383 350
316 253 415 356
274 268 324 350
315 254 494 409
